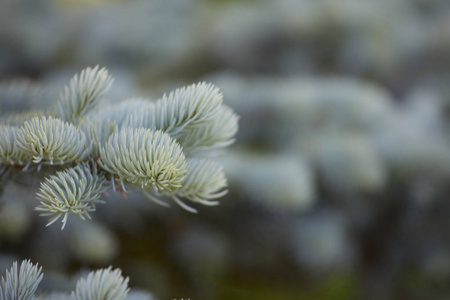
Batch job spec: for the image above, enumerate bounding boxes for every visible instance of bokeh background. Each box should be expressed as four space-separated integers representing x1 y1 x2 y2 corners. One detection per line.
2 0 450 299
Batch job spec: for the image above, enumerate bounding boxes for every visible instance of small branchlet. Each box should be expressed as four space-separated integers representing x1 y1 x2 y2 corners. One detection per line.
0 261 138 300
98 128 187 193
71 266 129 300
15 116 91 166
55 66 113 123
35 162 107 229
0 259 43 300
0 66 238 228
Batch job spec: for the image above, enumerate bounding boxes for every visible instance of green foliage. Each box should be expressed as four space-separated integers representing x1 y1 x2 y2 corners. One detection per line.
0 66 238 229
123 82 223 136
166 158 227 212
0 125 21 165
71 267 129 300
0 261 139 300
98 128 187 192
176 105 239 154
55 66 113 123
35 162 107 229
0 260 43 300
15 116 90 166
78 117 116 160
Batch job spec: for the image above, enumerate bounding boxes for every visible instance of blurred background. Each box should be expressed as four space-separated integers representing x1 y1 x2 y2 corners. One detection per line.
1 0 450 299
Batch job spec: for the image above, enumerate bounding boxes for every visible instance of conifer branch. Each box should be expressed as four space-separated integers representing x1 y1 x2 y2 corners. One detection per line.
35 162 107 230
55 66 113 123
15 116 91 165
71 267 129 300
123 82 223 136
0 66 238 228
171 158 228 207
176 105 239 154
0 125 23 165
98 128 187 193
0 260 43 300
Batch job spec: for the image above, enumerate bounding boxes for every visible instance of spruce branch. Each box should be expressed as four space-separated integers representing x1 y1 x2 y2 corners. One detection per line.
71 267 129 300
144 158 228 213
0 125 24 165
0 66 238 228
79 117 117 160
98 128 187 193
88 98 151 128
0 262 139 300
0 259 43 300
123 82 223 136
15 116 91 166
35 162 107 230
170 158 227 212
79 98 152 159
55 66 113 123
176 105 239 154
